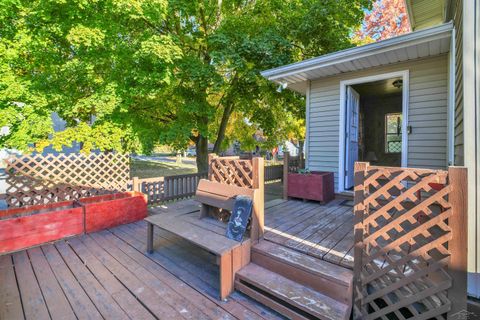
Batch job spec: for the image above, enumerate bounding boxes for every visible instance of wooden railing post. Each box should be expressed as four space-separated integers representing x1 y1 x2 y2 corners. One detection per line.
252 157 265 242
353 162 368 319
299 151 304 170
447 166 468 318
132 177 139 192
283 151 290 200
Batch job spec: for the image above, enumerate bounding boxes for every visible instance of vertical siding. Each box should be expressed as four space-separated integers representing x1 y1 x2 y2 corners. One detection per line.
307 55 448 192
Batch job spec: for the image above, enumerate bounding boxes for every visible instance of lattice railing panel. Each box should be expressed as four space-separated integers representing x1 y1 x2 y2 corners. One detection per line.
209 157 254 188
4 153 129 207
353 164 465 320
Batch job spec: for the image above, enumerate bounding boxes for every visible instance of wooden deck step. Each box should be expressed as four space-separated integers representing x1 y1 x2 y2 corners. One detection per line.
252 241 353 304
235 264 350 320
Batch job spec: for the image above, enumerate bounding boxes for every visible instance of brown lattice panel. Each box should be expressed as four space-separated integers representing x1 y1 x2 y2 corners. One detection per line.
209 156 255 188
353 163 467 319
4 153 130 207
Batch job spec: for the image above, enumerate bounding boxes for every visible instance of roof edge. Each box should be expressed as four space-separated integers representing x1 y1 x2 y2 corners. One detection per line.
261 22 453 82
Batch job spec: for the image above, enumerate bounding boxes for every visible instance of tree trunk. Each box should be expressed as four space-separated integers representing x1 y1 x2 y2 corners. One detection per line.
196 134 209 173
213 104 233 154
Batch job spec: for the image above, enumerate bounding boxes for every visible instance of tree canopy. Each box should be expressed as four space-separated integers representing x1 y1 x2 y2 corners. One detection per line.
354 0 410 44
0 0 371 171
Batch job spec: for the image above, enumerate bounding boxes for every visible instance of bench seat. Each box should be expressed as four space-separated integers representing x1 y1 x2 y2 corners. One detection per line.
145 213 247 256
145 180 258 300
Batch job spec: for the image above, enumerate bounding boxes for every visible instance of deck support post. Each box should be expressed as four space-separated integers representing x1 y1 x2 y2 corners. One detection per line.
353 162 368 319
283 151 290 200
252 157 265 242
447 166 468 318
219 251 233 301
147 222 154 254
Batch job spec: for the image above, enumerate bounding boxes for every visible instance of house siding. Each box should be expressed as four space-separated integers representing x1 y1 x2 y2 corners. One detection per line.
307 55 448 191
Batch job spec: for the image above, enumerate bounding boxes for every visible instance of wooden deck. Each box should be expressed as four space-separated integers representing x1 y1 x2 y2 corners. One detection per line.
264 198 354 269
0 221 285 320
0 197 354 320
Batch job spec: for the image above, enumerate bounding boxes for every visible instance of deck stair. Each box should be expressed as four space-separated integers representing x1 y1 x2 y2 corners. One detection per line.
235 241 353 320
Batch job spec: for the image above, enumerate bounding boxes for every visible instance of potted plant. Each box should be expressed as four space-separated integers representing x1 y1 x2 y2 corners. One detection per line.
287 169 334 203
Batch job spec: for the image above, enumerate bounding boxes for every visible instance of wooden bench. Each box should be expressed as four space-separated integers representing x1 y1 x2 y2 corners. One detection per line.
145 179 263 300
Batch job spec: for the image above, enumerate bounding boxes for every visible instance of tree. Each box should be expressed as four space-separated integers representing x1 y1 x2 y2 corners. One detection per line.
0 0 371 172
355 0 410 43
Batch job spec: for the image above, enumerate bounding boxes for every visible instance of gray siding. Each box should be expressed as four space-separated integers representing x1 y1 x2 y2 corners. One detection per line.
307 55 449 191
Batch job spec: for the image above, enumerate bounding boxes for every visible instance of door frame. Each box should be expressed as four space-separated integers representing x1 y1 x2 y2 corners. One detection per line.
338 70 409 193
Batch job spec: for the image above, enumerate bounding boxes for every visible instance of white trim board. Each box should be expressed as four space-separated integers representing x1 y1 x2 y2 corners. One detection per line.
447 28 456 166
338 70 410 193
305 81 311 169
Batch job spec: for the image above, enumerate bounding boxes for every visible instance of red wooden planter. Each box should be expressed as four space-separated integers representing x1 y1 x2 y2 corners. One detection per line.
81 191 147 233
287 171 334 203
0 201 84 254
0 192 147 254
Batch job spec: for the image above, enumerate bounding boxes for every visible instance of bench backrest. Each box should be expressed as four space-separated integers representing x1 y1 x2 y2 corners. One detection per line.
196 179 255 212
199 155 264 242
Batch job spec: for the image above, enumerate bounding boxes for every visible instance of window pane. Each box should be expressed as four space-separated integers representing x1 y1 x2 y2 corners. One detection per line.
386 113 402 134
385 113 402 153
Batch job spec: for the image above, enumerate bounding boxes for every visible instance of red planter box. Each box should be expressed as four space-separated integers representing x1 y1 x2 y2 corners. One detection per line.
287 171 334 203
0 201 84 254
81 191 147 233
0 192 147 254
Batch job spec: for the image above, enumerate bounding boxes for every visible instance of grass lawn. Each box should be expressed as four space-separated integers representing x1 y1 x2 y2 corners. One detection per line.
130 159 197 179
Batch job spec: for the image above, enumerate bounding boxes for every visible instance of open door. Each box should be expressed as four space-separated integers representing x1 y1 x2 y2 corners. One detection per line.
344 86 360 190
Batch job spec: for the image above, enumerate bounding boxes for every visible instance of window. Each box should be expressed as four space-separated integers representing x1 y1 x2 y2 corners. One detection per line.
385 113 402 153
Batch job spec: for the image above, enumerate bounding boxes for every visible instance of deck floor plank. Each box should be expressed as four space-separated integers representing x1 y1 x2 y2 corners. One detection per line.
265 204 338 244
325 232 355 267
0 255 24 320
41 244 103 320
264 201 313 227
78 235 184 319
98 229 236 320
265 200 354 269
279 206 344 249
88 231 212 320
314 215 354 259
54 241 130 319
11 251 50 320
298 206 352 253
27 247 76 320
63 238 155 320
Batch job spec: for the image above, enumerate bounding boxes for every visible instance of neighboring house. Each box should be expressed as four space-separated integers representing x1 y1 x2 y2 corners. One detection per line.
278 141 302 157
262 0 480 298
